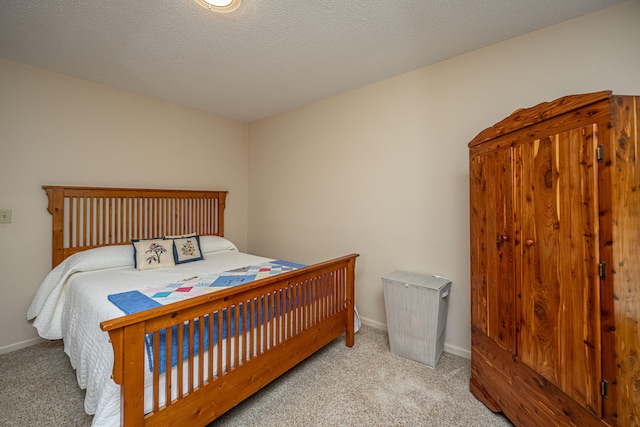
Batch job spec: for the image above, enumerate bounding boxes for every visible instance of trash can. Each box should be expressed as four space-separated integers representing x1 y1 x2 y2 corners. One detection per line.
382 271 452 368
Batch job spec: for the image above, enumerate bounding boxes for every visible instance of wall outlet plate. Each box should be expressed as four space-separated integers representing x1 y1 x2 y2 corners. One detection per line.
0 209 12 224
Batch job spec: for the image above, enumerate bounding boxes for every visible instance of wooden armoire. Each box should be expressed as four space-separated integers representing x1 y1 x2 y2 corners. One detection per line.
468 91 640 426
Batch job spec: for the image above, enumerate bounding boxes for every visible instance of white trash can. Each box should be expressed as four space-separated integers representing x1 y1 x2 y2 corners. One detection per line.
382 271 452 368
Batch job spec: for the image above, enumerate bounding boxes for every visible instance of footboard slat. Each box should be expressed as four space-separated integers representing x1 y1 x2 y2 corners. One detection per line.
152 330 160 413
164 327 172 407
177 324 184 399
233 300 240 369
198 314 205 388
188 320 195 393
101 254 358 426
225 302 232 371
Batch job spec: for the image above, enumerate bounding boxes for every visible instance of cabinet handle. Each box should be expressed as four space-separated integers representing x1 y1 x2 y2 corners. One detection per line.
498 234 509 242
525 238 535 246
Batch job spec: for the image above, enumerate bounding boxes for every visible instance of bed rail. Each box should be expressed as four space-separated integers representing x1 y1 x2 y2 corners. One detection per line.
100 253 358 426
43 186 227 268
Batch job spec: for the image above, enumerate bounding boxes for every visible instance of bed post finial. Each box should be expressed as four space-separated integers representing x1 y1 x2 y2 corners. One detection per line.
42 186 65 268
43 186 54 214
219 191 227 236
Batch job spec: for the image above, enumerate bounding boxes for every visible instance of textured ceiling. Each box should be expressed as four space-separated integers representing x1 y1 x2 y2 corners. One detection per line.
0 0 625 122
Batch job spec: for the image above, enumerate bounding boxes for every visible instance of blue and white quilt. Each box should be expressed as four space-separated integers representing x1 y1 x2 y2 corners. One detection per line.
27 238 300 425
108 260 305 373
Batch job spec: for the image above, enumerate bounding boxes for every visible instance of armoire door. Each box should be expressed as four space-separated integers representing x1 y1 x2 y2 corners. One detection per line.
469 146 515 352
514 123 602 416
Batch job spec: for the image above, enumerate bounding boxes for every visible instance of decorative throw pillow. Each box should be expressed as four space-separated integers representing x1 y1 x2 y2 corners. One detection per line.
170 235 204 264
132 239 175 271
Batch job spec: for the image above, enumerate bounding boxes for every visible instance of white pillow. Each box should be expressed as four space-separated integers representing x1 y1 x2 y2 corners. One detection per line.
199 236 238 254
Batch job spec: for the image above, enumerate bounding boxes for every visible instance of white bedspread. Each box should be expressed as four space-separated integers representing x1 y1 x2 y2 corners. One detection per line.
27 237 273 427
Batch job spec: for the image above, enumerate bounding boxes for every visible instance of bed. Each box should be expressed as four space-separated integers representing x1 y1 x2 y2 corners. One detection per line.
28 186 358 426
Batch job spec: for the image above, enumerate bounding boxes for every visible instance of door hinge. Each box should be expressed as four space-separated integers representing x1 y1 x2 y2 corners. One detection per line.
601 380 609 399
599 262 606 280
596 145 604 162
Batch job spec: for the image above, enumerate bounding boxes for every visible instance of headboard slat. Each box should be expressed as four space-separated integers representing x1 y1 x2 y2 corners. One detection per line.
43 186 228 268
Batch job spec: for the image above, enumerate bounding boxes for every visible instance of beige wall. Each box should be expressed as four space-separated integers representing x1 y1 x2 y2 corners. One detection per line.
2 1 639 356
248 0 640 357
0 59 249 351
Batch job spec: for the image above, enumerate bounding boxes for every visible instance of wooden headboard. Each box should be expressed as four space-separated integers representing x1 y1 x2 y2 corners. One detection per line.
43 186 227 268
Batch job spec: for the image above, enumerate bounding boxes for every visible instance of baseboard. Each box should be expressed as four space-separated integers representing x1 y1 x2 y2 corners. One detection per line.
444 343 470 359
359 315 471 359
0 337 46 355
359 316 387 331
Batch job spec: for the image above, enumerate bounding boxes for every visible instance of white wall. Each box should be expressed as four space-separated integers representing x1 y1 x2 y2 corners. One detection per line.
247 0 640 357
0 59 249 351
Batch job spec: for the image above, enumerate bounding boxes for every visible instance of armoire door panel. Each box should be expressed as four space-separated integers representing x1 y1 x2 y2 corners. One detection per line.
470 147 515 352
609 95 640 425
514 124 601 415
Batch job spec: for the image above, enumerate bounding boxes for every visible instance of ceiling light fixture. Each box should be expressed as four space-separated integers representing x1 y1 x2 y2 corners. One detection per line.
194 0 241 13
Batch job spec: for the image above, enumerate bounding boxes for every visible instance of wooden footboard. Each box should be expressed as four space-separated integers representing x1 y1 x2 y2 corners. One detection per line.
101 254 357 426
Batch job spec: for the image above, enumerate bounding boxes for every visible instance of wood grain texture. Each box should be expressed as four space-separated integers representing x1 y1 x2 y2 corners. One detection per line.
515 126 601 414
469 147 515 352
43 186 228 268
610 96 640 426
468 91 612 148
105 256 358 426
469 92 640 426
472 327 607 427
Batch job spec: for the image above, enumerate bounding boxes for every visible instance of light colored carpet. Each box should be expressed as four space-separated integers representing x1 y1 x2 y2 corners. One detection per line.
0 326 513 426
0 339 92 426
